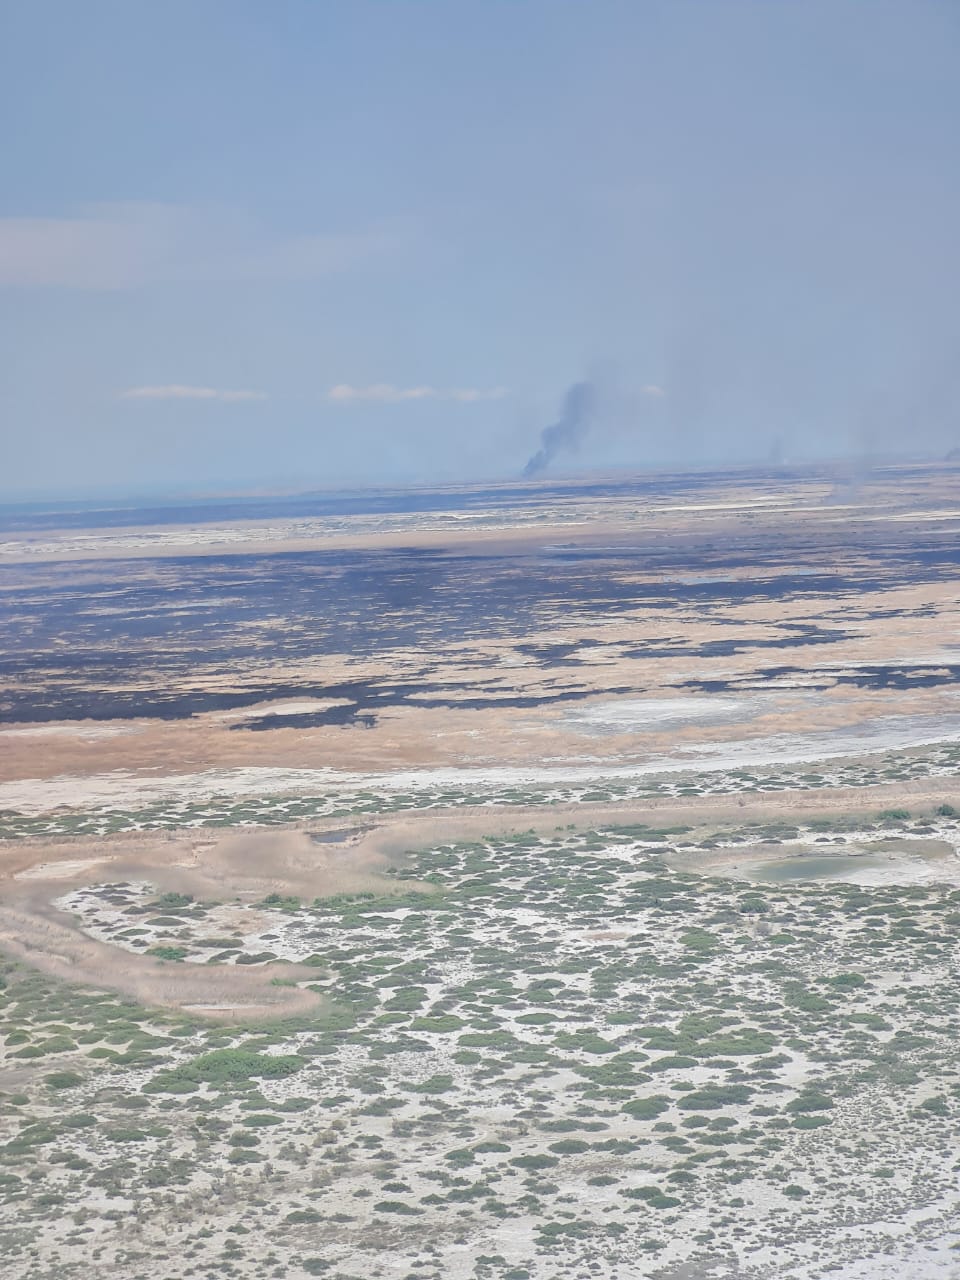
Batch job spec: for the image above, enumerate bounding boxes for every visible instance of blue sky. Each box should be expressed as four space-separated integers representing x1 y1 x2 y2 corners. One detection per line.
2 0 958 496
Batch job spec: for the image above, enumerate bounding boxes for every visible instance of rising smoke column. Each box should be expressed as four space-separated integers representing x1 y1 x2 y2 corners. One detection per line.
522 381 597 479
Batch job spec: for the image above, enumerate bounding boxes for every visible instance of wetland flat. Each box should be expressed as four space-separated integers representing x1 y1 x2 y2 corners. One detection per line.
2 465 960 1280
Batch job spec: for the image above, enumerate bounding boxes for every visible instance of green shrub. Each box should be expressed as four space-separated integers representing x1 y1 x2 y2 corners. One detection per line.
261 893 301 912
410 1074 456 1094
793 1114 831 1130
148 945 188 961
144 1048 305 1093
622 1096 670 1120
920 1095 949 1116
538 1220 594 1238
105 1127 148 1143
373 1200 422 1215
155 892 193 909
445 1148 475 1166
60 1113 96 1129
647 1055 697 1073
383 987 427 1011
510 1154 559 1170
696 1032 776 1057
409 1015 464 1033
677 1085 752 1111
823 973 866 990
786 1091 833 1113
681 929 720 953
554 1031 617 1055
44 1071 83 1090
228 1147 263 1164
13 1035 76 1057
622 1185 681 1209
548 1139 590 1154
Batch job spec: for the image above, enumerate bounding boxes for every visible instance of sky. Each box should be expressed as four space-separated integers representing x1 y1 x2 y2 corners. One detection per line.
1 0 959 497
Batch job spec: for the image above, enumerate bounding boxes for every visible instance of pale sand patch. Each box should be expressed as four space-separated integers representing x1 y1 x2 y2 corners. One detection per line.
565 695 745 730
0 724 135 739
15 857 106 880
181 1003 264 1013
5 706 960 817
0 898 323 1022
666 838 960 887
209 697 355 722
0 825 430 1021
3 779 959 1019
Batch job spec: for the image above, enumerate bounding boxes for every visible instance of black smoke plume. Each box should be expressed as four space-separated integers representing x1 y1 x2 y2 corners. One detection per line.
522 381 597 479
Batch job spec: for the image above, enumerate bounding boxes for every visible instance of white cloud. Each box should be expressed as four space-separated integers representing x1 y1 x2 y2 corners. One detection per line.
119 385 267 403
0 203 396 289
641 384 666 397
328 384 509 404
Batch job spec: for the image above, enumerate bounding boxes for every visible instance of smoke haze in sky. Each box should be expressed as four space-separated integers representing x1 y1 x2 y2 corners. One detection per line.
1 1 958 496
522 382 597 479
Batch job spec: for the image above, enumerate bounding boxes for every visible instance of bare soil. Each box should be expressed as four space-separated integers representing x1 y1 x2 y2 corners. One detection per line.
4 776 958 1019
0 826 429 1021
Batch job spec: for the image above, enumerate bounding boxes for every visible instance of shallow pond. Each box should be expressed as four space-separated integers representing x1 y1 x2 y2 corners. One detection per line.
750 853 884 882
667 837 959 886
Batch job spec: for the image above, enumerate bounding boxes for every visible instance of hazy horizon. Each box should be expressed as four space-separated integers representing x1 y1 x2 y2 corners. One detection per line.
3 445 955 508
3 1 959 495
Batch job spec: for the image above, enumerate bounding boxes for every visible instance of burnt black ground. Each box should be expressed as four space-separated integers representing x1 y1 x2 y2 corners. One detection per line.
2 472 959 725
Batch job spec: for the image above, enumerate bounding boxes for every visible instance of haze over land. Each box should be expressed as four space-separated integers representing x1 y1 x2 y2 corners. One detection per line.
2 1 960 496
4 466 960 1278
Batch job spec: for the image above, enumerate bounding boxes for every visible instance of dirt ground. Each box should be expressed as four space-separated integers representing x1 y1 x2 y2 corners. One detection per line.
0 827 428 1021
3 775 958 1020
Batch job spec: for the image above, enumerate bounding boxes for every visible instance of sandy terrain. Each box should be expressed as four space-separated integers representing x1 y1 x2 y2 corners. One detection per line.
0 826 428 1020
3 776 958 1020
4 468 960 792
3 465 960 1278
2 464 957 565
